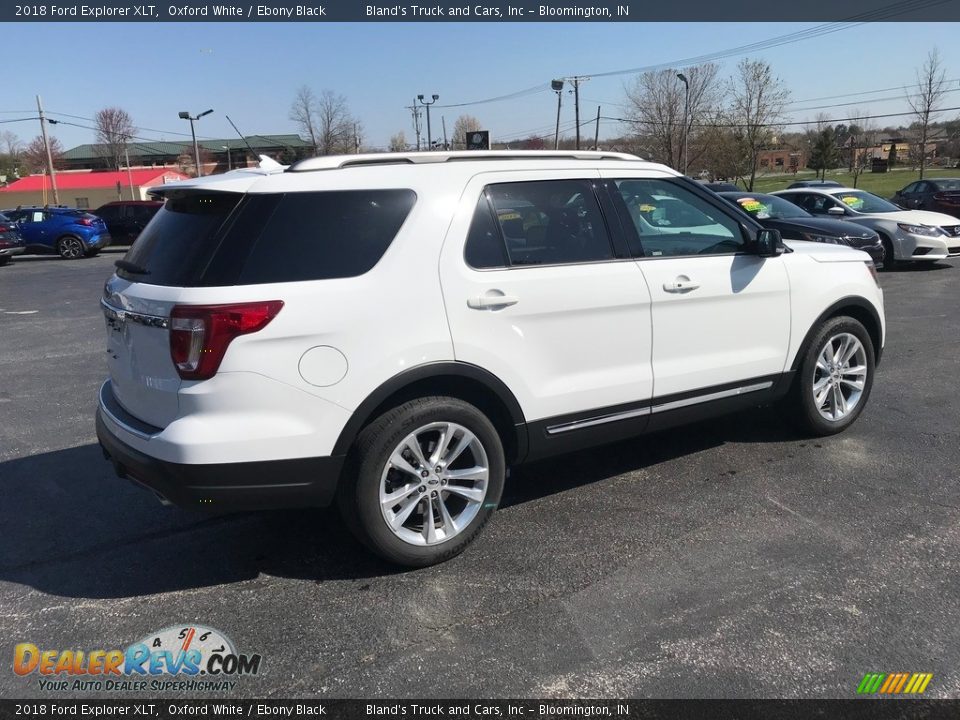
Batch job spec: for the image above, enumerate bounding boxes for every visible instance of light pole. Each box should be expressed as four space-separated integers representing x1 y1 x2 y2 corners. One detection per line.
178 109 213 177
222 145 232 171
417 94 439 150
551 79 564 150
676 73 690 176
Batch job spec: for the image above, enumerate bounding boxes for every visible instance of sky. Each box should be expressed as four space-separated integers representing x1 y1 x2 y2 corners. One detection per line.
5 22 960 154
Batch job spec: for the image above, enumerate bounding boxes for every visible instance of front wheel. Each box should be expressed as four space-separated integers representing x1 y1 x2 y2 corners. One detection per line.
57 236 85 259
785 316 876 436
879 234 900 271
338 397 506 567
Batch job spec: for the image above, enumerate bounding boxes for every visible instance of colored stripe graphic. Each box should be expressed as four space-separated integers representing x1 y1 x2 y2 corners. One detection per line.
857 672 932 694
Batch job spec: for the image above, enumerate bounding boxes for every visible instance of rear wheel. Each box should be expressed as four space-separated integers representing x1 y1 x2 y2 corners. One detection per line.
338 396 505 567
57 236 84 260
784 316 875 436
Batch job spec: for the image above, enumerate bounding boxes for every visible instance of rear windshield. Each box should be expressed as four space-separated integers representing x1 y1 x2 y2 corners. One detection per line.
117 189 416 287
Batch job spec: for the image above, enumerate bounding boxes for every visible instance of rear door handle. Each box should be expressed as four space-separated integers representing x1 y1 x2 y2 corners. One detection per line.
663 275 699 293
467 291 519 309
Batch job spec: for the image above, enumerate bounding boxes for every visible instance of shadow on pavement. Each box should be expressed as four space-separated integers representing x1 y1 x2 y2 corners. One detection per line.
0 408 797 599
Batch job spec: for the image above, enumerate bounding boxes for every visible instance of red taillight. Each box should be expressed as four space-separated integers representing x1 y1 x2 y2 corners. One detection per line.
79 217 94 226
169 301 284 380
0 224 9 232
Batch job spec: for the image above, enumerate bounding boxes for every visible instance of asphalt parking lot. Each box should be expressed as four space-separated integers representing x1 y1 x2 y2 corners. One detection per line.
1 249 958 700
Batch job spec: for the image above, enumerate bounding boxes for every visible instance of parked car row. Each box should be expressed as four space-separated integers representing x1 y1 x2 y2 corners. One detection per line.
0 200 162 264
699 179 960 269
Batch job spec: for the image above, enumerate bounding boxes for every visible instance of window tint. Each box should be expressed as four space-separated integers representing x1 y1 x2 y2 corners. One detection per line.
119 193 243 285
484 180 613 266
237 189 415 284
464 194 508 269
613 179 744 257
96 205 120 220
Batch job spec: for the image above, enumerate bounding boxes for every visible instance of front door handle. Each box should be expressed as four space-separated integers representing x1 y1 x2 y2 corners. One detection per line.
663 276 699 293
467 291 519 310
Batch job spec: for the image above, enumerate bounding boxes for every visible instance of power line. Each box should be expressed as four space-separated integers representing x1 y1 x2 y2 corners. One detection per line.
45 110 220 141
606 105 960 130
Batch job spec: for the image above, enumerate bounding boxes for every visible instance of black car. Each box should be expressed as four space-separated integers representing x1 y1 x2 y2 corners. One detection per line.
92 200 163 246
699 181 741 192
891 178 960 216
719 191 884 264
786 179 844 189
0 212 26 266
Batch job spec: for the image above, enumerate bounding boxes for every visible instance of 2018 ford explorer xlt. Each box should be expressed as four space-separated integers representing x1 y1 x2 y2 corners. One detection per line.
96 151 885 567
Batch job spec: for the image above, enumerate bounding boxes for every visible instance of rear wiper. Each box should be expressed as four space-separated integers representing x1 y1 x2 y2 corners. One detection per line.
114 259 151 275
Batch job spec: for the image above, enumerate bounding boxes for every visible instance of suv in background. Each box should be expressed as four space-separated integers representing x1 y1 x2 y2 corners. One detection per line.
96 151 885 567
93 200 163 246
1 206 111 259
0 212 25 266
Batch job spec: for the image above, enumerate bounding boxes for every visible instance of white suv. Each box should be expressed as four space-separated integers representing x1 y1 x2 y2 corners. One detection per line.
97 151 885 566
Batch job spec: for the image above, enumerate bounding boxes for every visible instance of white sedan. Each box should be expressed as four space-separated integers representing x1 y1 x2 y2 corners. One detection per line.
773 187 960 266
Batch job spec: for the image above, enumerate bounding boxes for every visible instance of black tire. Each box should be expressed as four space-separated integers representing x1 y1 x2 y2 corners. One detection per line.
337 396 505 567
57 235 85 260
783 316 876 437
0 257 9 267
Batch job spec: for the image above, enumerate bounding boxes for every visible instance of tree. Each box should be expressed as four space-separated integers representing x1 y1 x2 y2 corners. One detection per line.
22 135 64 174
847 112 877 188
389 132 408 152
289 86 321 154
452 114 482 149
727 58 790 191
807 126 839 179
0 131 21 157
94 107 136 170
906 48 947 179
624 63 719 172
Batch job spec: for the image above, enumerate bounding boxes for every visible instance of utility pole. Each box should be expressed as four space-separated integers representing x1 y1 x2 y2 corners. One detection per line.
408 100 423 151
124 143 135 200
441 116 448 150
565 76 590 150
36 95 59 205
594 106 601 150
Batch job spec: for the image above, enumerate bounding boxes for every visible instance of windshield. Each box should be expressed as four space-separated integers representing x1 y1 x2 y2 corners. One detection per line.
730 194 810 220
833 191 900 213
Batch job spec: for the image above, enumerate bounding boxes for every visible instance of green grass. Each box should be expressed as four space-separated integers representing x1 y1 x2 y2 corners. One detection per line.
743 167 960 198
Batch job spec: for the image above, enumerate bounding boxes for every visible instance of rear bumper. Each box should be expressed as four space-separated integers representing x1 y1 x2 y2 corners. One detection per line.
96 408 344 511
87 234 111 250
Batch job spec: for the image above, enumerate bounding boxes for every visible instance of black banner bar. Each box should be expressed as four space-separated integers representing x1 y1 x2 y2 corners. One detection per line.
2 700 960 720
3 0 960 22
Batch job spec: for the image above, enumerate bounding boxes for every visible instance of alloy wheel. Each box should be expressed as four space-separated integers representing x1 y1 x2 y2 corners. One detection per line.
811 332 868 421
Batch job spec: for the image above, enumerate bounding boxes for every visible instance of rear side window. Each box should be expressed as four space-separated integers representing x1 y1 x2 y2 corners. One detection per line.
118 189 415 287
464 179 614 268
237 189 416 284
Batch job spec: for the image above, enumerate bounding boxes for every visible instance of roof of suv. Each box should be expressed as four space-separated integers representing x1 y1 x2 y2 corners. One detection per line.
151 150 674 197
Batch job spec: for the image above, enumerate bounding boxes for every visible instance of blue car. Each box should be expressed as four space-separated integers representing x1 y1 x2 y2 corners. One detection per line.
1 206 111 259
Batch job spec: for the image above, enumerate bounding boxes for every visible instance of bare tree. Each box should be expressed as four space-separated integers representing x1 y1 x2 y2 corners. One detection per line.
907 48 947 179
624 63 719 171
727 58 790 191
94 107 136 170
389 131 408 152
452 114 482 149
697 109 753 184
315 90 354 155
23 135 64 174
289 86 321 154
0 131 21 157
847 111 877 188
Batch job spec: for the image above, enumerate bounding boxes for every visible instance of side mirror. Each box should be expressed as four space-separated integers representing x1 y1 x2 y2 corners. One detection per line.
756 228 785 257
827 206 846 216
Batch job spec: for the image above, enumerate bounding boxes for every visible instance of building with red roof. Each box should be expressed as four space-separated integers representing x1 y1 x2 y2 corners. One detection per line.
0 169 187 210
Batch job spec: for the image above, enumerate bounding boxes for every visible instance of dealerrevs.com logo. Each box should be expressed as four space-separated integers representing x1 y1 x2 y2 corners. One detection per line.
13 625 262 692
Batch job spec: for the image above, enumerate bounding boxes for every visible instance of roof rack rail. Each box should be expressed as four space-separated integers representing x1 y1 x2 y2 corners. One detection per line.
286 149 643 173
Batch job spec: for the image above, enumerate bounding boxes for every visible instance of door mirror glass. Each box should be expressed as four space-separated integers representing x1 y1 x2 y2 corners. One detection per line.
756 228 784 257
